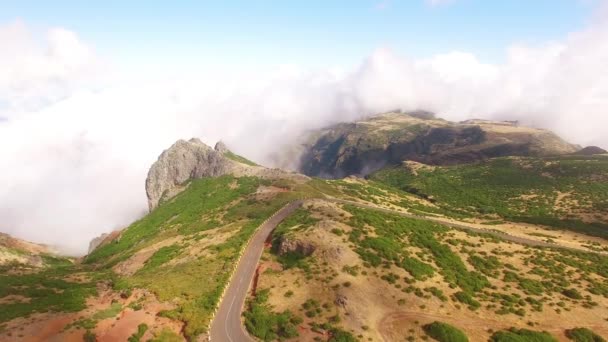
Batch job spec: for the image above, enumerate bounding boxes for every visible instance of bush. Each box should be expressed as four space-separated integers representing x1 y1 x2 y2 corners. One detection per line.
400 256 435 280
453 291 480 310
490 328 557 342
562 288 583 300
128 324 149 342
566 327 606 342
422 321 468 342
244 289 301 341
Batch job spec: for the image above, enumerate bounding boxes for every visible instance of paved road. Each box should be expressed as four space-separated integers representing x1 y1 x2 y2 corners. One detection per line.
209 200 303 342
209 197 603 341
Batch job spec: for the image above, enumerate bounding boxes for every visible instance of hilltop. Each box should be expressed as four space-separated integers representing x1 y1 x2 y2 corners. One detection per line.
298 111 578 178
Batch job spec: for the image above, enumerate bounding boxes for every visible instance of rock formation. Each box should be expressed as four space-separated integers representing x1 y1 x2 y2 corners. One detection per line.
145 138 310 211
88 233 109 254
276 236 317 256
145 138 234 211
297 111 579 178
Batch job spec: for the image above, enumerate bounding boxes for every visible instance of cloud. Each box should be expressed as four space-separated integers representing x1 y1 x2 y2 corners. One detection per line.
1 12 608 255
0 20 107 121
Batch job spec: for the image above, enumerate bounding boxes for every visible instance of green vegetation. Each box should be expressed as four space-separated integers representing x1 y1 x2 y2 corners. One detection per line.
566 328 606 342
224 150 259 166
128 324 149 342
92 302 122 320
82 175 310 338
83 330 96 342
490 328 558 342
422 321 469 342
86 176 269 265
139 245 181 272
244 289 302 341
562 288 583 300
400 256 435 280
148 328 183 342
0 265 99 323
328 327 358 341
345 205 489 296
273 208 319 246
453 291 480 310
371 156 608 238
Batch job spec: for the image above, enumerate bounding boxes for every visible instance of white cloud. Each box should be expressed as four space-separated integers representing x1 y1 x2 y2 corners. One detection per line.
1 12 608 254
0 20 107 120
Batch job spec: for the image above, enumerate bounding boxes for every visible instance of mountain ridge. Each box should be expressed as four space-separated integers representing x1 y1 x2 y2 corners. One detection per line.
297 111 579 178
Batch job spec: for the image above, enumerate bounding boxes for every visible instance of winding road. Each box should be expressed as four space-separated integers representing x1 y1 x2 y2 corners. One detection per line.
209 200 303 342
208 197 603 341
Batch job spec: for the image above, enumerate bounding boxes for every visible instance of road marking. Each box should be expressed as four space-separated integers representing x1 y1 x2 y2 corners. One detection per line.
225 295 237 342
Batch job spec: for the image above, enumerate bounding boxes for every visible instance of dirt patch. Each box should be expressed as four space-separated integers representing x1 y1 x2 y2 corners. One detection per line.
0 295 30 305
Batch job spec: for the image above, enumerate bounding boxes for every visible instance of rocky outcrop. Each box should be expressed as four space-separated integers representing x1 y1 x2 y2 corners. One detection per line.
574 146 607 155
145 138 235 211
276 236 316 256
298 111 579 178
88 233 109 254
214 141 229 154
145 138 310 211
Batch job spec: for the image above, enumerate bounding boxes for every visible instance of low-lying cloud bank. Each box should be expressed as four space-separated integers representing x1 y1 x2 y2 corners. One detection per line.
1 7 607 254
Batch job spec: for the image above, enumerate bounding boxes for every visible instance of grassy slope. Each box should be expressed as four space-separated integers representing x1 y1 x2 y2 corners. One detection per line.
85 175 322 338
371 155 608 238
0 175 325 339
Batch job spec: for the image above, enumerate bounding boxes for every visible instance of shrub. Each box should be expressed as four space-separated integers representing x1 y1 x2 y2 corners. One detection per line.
422 321 468 342
566 327 606 342
128 324 149 342
453 291 480 310
400 257 435 280
490 328 557 342
562 288 583 300
244 289 301 341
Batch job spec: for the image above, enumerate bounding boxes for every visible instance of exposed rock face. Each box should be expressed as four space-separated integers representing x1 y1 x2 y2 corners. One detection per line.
145 138 234 211
277 236 316 257
574 146 607 155
145 138 310 211
88 233 109 254
298 112 579 178
214 141 229 154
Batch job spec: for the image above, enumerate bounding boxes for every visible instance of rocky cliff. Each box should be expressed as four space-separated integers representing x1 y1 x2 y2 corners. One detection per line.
145 138 309 211
298 112 579 178
145 138 233 211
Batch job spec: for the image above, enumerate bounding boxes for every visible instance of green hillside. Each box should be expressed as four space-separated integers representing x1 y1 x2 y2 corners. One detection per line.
371 155 608 238
0 175 323 339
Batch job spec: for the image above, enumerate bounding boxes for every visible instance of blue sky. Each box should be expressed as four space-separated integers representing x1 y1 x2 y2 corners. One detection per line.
0 0 597 70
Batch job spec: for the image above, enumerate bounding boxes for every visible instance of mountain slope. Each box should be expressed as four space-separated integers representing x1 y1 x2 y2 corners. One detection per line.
298 111 578 178
371 155 608 238
0 232 64 270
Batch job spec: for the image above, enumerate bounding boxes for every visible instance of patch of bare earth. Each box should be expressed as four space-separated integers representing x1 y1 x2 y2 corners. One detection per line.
0 288 184 342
